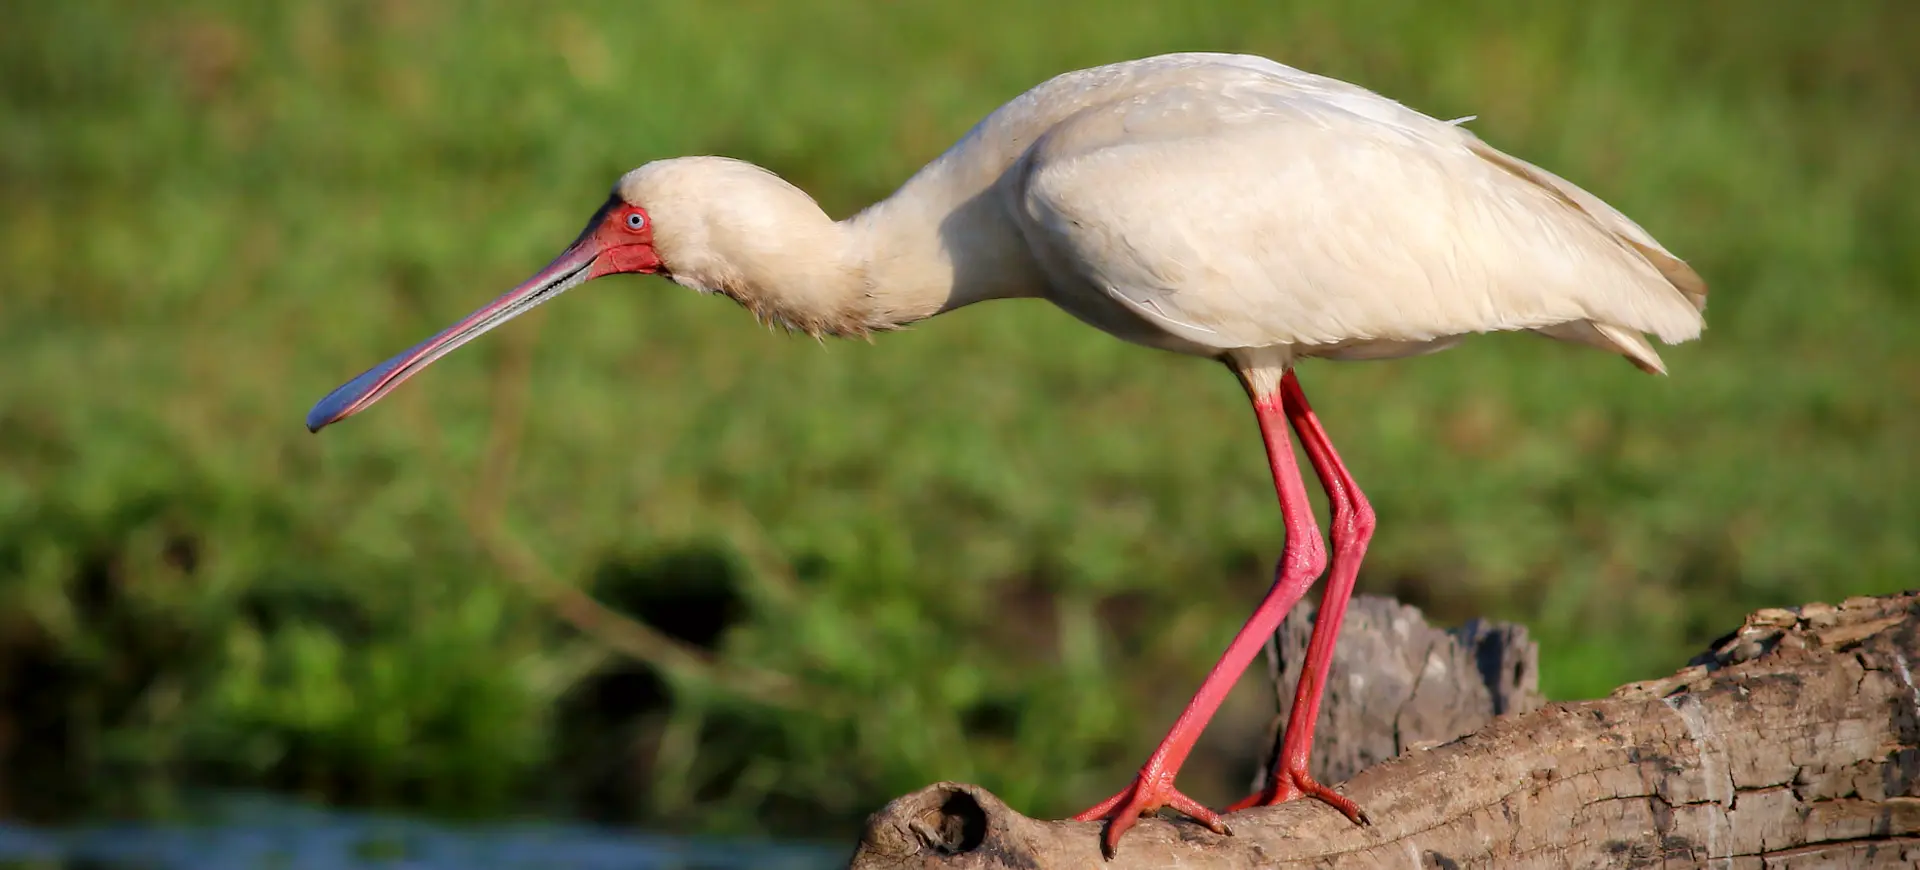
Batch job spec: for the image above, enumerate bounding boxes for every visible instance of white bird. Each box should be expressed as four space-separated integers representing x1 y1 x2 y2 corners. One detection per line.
307 52 1706 856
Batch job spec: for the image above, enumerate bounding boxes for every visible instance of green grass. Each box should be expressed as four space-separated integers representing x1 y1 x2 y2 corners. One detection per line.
4 0 1917 840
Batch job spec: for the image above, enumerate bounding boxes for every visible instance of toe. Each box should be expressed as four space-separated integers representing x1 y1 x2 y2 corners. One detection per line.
1076 776 1231 858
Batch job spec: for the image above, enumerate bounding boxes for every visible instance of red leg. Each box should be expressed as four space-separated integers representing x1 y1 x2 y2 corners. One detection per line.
1226 370 1375 822
1074 371 1329 857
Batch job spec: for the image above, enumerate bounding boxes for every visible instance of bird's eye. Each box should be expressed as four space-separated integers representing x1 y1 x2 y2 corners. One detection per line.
625 212 647 231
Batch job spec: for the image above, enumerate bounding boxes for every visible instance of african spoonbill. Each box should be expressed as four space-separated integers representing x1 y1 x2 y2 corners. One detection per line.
306 52 1707 856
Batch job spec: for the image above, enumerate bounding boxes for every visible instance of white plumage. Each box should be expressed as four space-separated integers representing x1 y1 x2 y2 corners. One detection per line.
906 52 1704 369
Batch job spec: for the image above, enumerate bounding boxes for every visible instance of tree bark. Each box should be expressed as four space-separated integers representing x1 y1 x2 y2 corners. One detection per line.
846 592 1920 869
1252 594 1545 791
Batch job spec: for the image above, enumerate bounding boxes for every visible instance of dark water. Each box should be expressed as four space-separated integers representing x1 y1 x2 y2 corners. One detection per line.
0 795 847 870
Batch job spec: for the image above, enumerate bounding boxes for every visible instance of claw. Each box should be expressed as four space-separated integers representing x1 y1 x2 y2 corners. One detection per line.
1075 775 1230 858
1226 764 1370 824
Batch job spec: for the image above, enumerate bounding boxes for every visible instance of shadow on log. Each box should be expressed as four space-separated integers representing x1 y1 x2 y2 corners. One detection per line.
847 593 1920 868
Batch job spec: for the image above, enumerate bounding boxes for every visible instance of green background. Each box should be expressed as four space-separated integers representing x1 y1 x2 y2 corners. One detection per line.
4 0 1913 841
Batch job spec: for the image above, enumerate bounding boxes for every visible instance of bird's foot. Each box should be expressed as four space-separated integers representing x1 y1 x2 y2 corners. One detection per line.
1225 764 1370 824
1074 772 1230 858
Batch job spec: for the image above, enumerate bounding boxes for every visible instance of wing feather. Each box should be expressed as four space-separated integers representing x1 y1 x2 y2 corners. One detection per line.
1013 62 1706 369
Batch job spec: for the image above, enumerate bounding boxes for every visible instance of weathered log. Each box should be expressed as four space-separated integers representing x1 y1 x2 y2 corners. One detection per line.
1252 594 1545 790
847 592 1920 869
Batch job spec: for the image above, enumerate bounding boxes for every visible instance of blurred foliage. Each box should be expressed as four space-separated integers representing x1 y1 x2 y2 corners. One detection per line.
2 0 1916 842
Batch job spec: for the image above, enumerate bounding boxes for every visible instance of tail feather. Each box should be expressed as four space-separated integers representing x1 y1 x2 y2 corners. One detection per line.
1467 135 1708 371
1533 320 1668 375
1620 237 1708 312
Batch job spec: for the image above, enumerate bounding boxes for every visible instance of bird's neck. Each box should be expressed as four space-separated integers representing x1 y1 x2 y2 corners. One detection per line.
673 164 1046 338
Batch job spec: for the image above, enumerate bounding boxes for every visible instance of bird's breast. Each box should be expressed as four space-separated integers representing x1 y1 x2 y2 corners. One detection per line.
1033 265 1223 357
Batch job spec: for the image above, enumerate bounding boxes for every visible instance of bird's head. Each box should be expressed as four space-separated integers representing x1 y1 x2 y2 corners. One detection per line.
304 156 832 433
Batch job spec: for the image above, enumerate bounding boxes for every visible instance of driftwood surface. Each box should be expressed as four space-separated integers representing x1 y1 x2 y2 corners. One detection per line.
847 592 1920 869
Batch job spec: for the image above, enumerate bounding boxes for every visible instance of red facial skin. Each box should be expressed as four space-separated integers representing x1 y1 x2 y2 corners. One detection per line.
587 203 664 278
